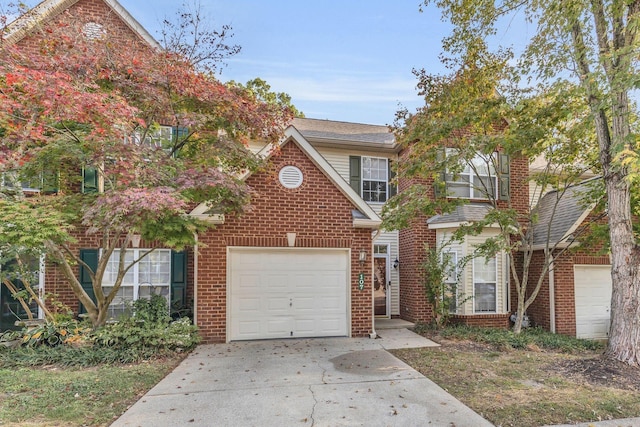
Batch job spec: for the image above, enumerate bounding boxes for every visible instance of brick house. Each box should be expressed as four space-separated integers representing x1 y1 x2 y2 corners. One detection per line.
1 0 613 341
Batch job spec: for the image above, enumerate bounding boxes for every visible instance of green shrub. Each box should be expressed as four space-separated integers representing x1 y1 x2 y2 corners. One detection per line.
132 294 172 325
435 325 604 353
19 319 91 347
91 317 200 352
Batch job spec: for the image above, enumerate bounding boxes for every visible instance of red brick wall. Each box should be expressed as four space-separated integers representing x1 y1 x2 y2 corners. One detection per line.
451 314 510 328
13 0 150 54
195 140 374 343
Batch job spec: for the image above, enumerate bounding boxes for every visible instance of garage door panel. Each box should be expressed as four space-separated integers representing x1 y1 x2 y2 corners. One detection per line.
229 249 350 341
575 265 612 340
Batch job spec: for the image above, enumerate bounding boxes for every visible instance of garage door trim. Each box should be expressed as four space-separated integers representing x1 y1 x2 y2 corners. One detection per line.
226 246 352 342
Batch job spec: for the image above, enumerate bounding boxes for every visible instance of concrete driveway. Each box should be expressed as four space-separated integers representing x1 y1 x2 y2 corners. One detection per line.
112 329 493 427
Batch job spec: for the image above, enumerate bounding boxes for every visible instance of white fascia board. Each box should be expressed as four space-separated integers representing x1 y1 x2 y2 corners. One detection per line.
560 203 596 243
188 203 224 224
104 0 162 49
428 221 500 230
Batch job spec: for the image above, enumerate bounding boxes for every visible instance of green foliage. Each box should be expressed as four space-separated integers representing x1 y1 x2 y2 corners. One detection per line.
422 243 464 327
131 294 172 325
231 77 304 118
434 325 603 352
19 319 91 347
90 318 200 353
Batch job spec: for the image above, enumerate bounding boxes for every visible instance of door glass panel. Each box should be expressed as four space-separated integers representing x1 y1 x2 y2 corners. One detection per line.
374 257 388 316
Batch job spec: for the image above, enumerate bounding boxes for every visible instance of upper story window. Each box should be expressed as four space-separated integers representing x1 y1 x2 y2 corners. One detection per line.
349 155 396 203
362 156 388 203
445 149 497 200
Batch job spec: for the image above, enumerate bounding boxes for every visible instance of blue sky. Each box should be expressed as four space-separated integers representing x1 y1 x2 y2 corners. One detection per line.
119 0 453 125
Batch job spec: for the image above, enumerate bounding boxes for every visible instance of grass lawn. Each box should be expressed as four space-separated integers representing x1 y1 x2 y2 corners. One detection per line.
0 355 184 426
392 327 640 427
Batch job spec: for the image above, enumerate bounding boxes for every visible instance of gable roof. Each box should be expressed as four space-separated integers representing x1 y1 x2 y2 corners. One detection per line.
531 179 600 249
292 118 396 151
190 126 382 229
4 0 161 49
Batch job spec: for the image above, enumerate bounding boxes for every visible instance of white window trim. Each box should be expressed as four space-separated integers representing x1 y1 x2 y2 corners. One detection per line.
442 250 458 314
472 255 498 314
101 248 171 316
445 150 497 200
361 156 389 203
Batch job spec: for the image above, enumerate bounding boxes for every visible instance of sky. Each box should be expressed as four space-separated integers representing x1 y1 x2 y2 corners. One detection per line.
118 0 454 126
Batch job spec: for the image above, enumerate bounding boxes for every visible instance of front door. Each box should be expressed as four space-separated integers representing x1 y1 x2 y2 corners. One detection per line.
374 245 389 317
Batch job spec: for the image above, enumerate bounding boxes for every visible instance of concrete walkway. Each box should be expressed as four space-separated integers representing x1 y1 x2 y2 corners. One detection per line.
112 329 493 427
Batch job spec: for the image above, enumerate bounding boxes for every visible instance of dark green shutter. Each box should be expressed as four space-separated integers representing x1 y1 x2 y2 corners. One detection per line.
41 170 59 194
82 167 99 193
499 153 510 201
79 249 98 314
388 159 397 198
170 251 187 315
434 149 446 198
349 156 361 195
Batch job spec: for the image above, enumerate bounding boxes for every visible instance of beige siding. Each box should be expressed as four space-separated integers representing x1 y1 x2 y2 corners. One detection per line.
437 229 508 315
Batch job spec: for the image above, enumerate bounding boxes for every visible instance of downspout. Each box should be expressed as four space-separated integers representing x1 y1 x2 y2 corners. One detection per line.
193 233 198 326
548 251 556 333
39 255 46 320
369 229 382 339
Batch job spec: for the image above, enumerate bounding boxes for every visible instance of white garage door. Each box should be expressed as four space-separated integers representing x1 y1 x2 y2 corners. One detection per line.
574 265 612 340
228 248 350 341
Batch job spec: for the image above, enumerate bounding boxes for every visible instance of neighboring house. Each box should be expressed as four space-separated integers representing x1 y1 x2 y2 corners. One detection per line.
526 179 611 340
1 0 614 342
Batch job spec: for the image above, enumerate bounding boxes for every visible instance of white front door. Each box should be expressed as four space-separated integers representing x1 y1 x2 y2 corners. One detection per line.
228 248 350 341
574 265 612 340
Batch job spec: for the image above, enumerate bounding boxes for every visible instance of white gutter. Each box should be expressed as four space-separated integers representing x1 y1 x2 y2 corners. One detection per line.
548 251 556 333
193 233 198 326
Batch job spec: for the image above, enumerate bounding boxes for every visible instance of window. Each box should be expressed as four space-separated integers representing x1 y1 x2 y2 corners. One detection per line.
442 250 458 313
362 157 388 202
101 249 171 319
445 149 497 199
126 125 173 149
473 256 497 313
374 244 388 254
1 170 58 193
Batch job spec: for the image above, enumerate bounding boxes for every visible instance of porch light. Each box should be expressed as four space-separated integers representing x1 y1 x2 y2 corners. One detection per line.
358 250 367 266
393 257 399 269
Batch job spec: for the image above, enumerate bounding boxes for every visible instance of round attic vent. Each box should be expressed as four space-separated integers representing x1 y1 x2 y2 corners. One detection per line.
83 22 105 40
279 165 303 189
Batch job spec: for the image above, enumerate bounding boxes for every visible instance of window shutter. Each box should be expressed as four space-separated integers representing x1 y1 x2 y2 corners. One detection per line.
434 149 446 198
41 170 59 194
78 249 98 314
349 156 361 195
388 159 397 198
170 251 187 316
82 167 99 193
499 153 510 201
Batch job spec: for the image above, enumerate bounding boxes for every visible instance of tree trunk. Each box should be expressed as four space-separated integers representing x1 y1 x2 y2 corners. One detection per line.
603 167 640 366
